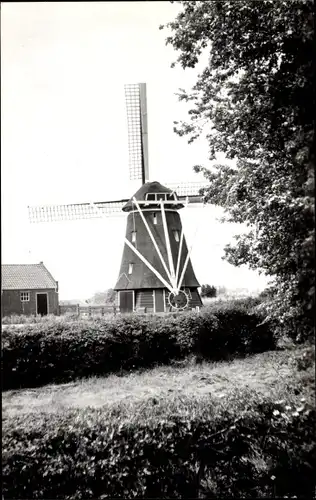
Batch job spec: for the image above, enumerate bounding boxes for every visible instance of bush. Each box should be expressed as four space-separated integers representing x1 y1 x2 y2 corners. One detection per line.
2 393 315 499
201 284 217 298
2 304 275 390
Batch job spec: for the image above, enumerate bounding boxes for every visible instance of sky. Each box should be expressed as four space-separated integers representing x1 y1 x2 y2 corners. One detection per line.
1 2 269 300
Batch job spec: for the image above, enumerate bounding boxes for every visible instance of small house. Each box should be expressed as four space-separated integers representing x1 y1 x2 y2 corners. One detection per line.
1 262 59 317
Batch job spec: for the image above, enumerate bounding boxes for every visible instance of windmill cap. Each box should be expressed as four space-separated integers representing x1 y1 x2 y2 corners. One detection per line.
122 181 184 212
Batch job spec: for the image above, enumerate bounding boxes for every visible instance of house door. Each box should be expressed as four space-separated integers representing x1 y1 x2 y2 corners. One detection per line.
154 289 165 313
37 293 48 316
119 291 134 313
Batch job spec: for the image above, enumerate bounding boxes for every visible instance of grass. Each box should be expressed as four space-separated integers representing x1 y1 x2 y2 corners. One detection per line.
3 344 314 421
3 343 315 499
2 312 117 325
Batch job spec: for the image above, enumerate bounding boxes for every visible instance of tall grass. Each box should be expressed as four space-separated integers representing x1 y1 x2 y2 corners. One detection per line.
3 345 315 499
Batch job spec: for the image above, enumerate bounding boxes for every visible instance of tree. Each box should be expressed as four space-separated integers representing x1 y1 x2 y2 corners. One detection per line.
201 284 217 298
86 289 116 305
160 1 314 340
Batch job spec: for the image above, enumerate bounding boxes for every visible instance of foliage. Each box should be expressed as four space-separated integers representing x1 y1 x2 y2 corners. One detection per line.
2 302 275 390
1 314 58 325
86 289 116 305
160 0 314 341
200 284 217 298
3 386 315 499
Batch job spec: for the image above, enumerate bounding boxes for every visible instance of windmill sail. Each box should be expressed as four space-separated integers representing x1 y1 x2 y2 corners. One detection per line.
164 181 206 202
125 83 149 184
27 182 207 223
28 200 128 223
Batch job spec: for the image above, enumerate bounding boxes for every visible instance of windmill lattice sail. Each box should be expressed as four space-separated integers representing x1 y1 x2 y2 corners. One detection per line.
27 182 206 222
28 200 127 223
125 83 148 184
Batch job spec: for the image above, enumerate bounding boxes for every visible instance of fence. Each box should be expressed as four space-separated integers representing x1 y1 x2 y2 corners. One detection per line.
59 304 117 317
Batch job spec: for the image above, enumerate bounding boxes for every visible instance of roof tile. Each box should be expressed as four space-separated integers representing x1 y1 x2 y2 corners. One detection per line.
2 263 57 290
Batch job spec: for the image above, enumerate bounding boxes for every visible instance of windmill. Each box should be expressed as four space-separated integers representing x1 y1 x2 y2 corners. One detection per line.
28 83 207 313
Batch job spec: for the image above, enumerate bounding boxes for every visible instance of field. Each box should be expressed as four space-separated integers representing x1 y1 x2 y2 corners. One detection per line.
3 347 312 418
2 304 315 499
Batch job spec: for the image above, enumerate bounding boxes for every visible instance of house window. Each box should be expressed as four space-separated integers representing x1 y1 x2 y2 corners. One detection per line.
20 292 30 302
153 213 157 225
128 263 133 274
173 230 180 242
131 231 136 243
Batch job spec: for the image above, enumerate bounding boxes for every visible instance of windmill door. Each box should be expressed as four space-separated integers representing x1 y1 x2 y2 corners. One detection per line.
119 291 134 313
154 289 165 313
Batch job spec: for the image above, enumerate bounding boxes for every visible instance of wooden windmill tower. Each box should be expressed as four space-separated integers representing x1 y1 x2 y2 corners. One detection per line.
28 83 206 313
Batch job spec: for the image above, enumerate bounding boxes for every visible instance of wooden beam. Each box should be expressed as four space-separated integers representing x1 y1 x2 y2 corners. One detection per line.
160 200 177 289
124 238 174 293
177 220 200 293
132 197 174 288
139 83 149 183
175 197 188 288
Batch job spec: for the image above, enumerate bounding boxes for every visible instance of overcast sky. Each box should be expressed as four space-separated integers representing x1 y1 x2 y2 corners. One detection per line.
1 2 269 300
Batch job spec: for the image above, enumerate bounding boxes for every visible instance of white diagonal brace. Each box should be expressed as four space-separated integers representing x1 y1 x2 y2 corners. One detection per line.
175 228 184 287
132 197 174 288
176 245 193 294
124 238 173 293
160 200 177 289
176 219 201 293
175 196 189 287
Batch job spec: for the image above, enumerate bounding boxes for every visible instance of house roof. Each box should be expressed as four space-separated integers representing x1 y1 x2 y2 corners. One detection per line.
122 181 184 212
1 263 58 290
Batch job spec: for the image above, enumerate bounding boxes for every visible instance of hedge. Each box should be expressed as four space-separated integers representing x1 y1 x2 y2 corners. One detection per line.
3 392 315 499
2 302 276 390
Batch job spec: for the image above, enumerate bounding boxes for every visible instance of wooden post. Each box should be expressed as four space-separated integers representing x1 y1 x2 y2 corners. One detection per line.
101 307 104 316
160 200 176 289
88 306 91 317
76 304 80 317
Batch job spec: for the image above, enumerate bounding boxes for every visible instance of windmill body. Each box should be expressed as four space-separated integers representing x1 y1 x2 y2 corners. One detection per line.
28 83 206 313
115 181 202 313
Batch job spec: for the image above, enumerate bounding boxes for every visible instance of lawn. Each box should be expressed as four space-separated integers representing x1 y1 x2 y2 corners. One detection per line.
3 346 313 419
3 343 315 499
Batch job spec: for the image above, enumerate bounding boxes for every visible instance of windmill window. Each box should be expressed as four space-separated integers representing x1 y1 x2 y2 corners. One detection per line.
186 288 192 298
20 292 30 302
153 213 157 224
173 230 180 242
157 194 166 201
146 193 156 201
131 231 137 243
167 193 176 201
128 263 133 274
